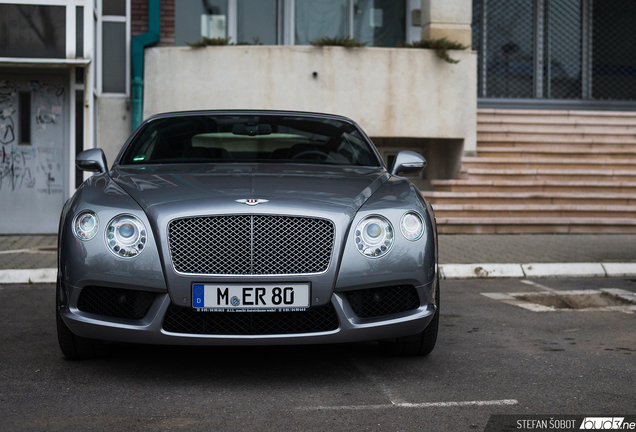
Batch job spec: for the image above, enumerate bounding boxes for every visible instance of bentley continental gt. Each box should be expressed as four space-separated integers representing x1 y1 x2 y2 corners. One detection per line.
57 111 439 359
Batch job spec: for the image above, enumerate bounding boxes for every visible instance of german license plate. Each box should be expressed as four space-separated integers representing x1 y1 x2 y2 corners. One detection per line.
192 283 310 312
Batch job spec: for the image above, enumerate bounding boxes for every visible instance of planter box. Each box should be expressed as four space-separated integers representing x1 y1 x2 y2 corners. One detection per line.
143 45 476 154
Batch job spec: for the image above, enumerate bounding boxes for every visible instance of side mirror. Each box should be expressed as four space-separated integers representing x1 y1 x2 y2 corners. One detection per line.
391 151 426 176
76 148 108 174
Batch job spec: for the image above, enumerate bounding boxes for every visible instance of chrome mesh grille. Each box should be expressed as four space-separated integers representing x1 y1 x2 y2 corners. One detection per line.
168 215 334 275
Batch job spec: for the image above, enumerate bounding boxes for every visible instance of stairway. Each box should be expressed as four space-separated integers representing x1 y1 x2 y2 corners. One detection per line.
423 109 636 233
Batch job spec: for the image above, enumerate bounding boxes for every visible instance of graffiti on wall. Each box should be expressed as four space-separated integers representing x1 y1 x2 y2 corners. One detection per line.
0 78 63 194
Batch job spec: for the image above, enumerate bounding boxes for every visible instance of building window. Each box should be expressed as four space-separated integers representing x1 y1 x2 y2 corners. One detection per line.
353 0 405 48
294 0 347 45
102 22 127 93
99 0 130 94
173 0 405 47
175 0 228 46
237 0 278 45
0 4 66 58
18 92 32 145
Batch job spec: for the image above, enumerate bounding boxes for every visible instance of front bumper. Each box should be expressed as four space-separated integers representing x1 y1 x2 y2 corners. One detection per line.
60 280 437 346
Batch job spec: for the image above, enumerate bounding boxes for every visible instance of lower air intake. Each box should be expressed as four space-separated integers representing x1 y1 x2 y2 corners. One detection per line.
345 285 421 318
77 286 156 320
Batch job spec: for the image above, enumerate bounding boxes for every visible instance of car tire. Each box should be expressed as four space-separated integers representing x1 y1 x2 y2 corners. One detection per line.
56 281 111 360
380 279 439 357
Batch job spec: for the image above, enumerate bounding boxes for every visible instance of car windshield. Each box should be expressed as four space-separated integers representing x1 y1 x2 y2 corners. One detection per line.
120 114 381 167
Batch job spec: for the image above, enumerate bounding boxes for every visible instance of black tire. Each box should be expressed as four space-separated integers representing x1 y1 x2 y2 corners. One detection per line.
56 281 111 360
380 279 440 357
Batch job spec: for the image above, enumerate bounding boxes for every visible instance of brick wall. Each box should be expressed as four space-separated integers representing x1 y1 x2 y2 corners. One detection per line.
131 0 175 46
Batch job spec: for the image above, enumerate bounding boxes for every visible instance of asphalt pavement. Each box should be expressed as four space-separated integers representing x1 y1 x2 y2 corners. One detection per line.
1 277 634 431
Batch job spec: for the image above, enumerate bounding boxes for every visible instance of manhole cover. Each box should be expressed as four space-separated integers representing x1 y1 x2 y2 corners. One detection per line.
482 289 636 313
516 292 631 309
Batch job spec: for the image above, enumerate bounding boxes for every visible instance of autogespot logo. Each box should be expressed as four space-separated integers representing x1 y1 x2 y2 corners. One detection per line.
580 418 633 430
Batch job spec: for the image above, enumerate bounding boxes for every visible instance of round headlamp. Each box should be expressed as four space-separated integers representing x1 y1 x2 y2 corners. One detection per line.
105 214 147 258
73 211 99 241
354 215 394 258
400 211 424 241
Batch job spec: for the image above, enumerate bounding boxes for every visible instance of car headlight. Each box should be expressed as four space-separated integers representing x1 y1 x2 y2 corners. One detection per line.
400 211 424 241
105 214 147 258
354 215 394 258
73 211 99 241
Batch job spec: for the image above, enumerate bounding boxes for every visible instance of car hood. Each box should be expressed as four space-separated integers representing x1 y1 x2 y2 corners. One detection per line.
110 163 389 215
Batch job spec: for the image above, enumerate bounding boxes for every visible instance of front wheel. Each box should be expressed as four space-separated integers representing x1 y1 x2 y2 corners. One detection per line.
56 281 111 360
380 280 439 356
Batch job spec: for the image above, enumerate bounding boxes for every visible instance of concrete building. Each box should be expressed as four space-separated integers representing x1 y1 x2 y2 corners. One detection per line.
1 0 635 233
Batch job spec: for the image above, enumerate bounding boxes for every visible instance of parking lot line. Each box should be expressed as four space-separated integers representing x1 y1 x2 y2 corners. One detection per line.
296 399 519 411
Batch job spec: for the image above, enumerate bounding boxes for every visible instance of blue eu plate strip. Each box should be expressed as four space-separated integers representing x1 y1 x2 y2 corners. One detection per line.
192 284 205 307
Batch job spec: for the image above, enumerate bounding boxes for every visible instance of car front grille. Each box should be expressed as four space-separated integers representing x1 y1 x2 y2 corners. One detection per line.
77 286 157 320
168 215 335 275
162 303 339 335
345 285 421 318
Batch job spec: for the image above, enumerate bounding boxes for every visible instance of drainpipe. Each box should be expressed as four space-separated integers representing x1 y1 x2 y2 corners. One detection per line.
131 0 160 131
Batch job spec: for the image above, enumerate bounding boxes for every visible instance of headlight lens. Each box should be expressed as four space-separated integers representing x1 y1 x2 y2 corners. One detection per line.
400 212 424 241
73 211 99 241
105 214 147 258
355 215 394 258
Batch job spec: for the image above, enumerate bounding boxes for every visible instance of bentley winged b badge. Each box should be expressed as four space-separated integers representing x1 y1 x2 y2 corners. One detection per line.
235 199 269 206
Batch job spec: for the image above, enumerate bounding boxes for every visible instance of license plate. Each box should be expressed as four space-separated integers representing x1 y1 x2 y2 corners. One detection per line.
192 283 310 312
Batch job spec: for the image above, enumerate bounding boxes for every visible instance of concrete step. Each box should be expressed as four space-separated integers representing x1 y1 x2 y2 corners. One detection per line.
477 132 636 145
478 123 636 135
436 217 636 234
477 146 636 159
456 109 636 234
478 115 636 127
431 179 636 193
432 204 636 218
460 157 636 170
458 168 636 182
422 191 636 206
478 108 636 124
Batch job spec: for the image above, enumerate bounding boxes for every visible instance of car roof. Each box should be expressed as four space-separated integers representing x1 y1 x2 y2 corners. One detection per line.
143 110 359 125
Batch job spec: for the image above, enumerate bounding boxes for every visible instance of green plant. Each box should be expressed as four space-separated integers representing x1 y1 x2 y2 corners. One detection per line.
398 37 468 64
188 36 264 48
309 36 367 48
187 37 231 48
236 37 263 46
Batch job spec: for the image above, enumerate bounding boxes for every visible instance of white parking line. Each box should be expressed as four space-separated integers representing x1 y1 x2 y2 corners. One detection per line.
0 249 31 255
520 279 558 293
297 399 519 411
350 359 406 405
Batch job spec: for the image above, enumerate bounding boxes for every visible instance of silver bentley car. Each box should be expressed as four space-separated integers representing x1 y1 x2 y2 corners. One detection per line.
57 111 439 359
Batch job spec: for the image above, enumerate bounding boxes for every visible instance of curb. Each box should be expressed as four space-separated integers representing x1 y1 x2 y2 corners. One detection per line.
1 264 636 284
0 268 57 284
439 263 636 279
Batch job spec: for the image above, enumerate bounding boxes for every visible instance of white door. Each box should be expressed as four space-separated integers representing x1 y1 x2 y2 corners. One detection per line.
0 71 68 233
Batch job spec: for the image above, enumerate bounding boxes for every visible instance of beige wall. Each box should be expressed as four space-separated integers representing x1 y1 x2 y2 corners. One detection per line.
96 96 131 167
421 0 473 48
143 45 477 154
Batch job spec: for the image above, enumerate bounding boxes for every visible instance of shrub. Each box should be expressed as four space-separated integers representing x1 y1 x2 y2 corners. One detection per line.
398 37 468 64
188 37 263 48
188 37 230 48
309 36 367 48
